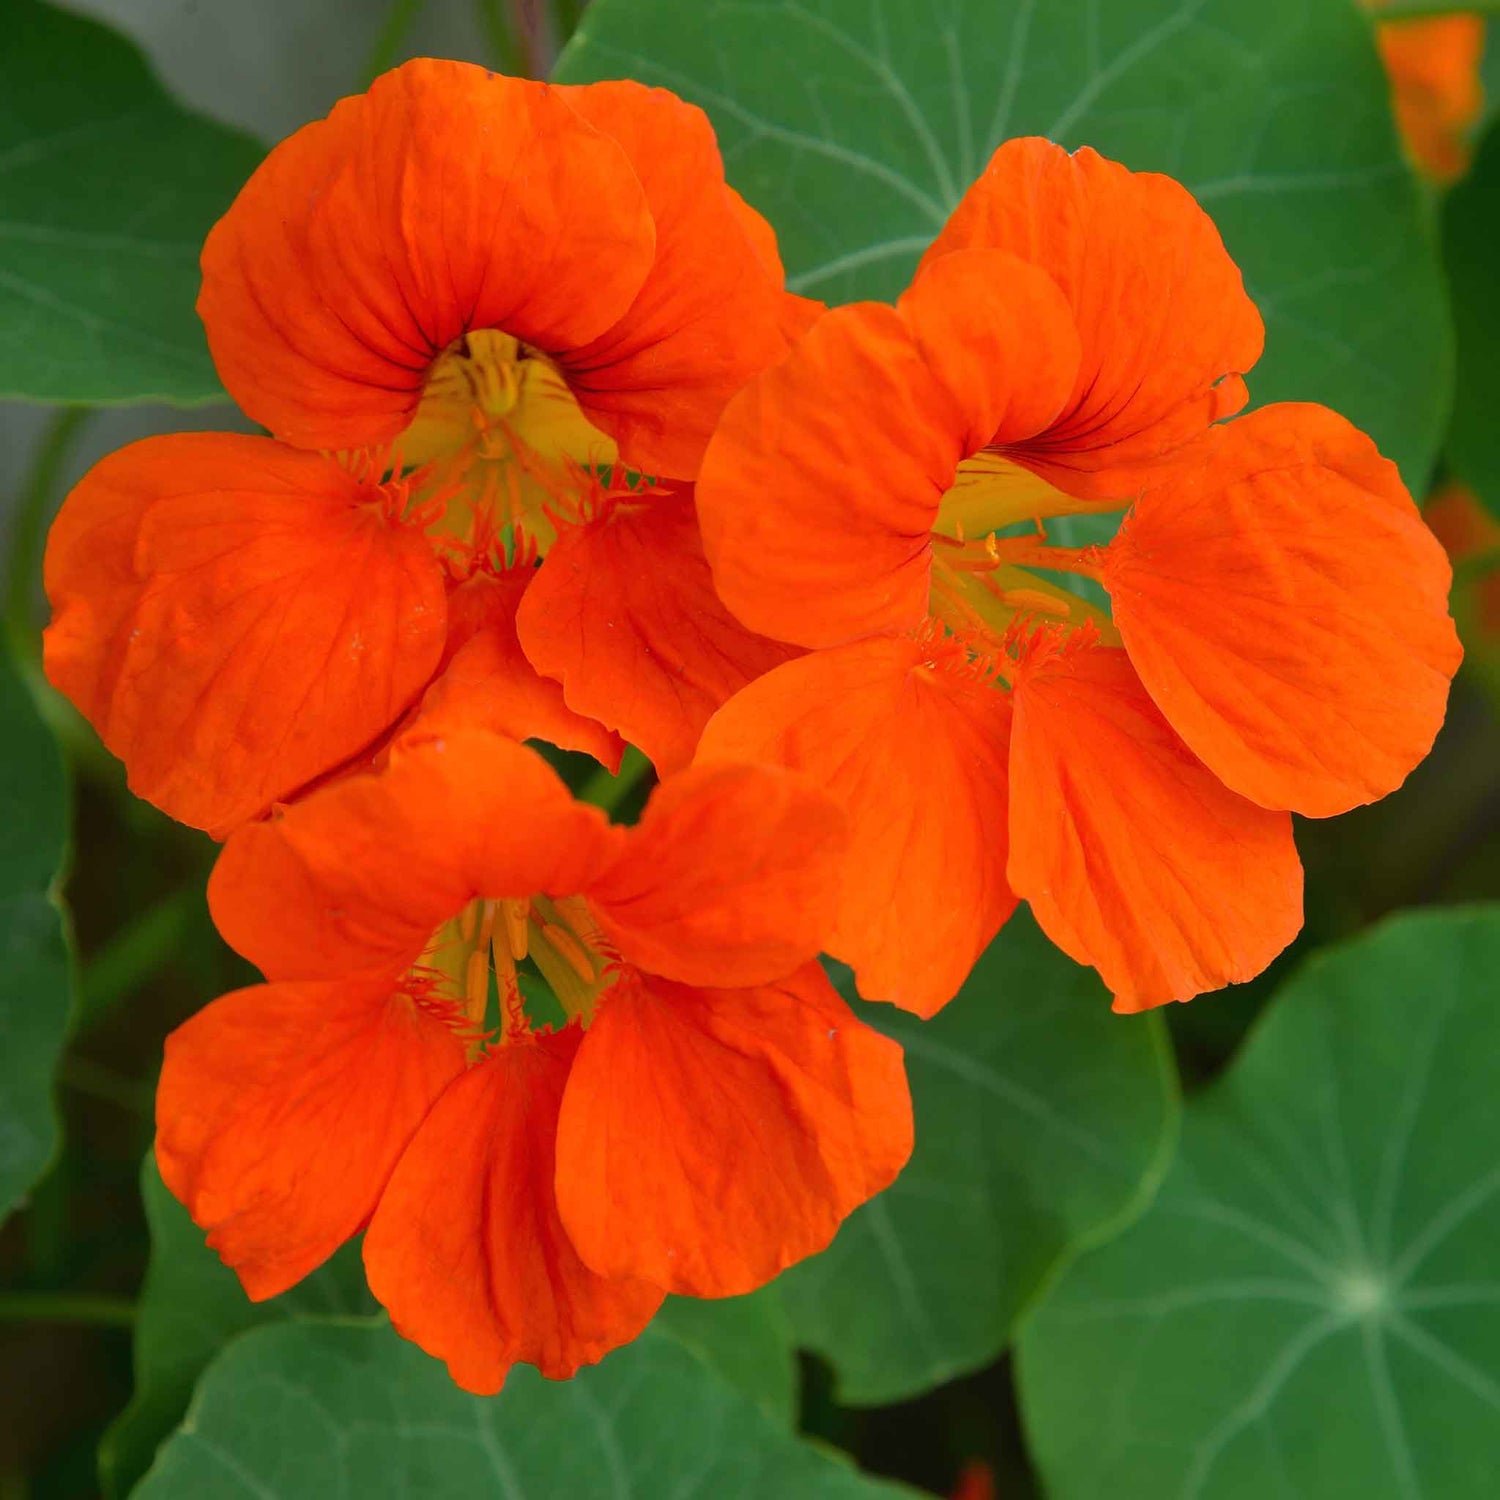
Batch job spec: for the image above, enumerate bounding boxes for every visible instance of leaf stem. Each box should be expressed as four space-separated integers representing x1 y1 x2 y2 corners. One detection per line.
361 0 429 86
0 1292 137 1328
3 406 90 669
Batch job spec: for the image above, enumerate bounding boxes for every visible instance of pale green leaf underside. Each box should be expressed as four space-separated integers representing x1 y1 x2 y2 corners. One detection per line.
558 0 1451 486
1019 907 1500 1499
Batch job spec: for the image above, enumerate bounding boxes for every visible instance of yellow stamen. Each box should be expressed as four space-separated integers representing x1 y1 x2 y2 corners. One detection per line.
541 922 596 984
502 898 530 961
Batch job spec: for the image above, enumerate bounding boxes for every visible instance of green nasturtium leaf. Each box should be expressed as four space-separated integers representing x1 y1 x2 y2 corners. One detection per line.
136 1322 914 1499
0 0 263 404
776 912 1178 1405
0 645 71 1222
557 0 1450 486
1444 119 1500 520
1019 907 1500 1499
101 1158 376 1498
651 1286 799 1426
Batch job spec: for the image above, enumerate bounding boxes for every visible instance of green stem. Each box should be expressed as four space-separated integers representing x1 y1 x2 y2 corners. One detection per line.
3 406 90 669
361 0 428 86
77 887 197 1029
577 744 651 814
474 0 527 75
0 1292 137 1328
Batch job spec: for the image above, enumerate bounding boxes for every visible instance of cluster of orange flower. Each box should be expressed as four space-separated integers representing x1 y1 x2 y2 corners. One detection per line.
42 62 1461 1392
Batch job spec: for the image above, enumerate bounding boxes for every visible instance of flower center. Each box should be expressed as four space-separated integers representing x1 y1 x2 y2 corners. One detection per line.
395 328 619 567
409 891 615 1054
927 452 1119 658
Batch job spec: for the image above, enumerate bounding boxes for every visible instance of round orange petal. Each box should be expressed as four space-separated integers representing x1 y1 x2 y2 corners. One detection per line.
417 569 624 770
42 433 447 838
1106 404 1462 818
554 964 912 1297
585 761 846 987
209 731 623 981
697 302 962 648
1007 641 1303 1011
364 1027 663 1394
555 81 805 478
515 487 800 775
1375 14 1485 183
198 61 656 451
922 137 1264 499
896 248 1082 455
156 975 466 1300
698 636 1017 1017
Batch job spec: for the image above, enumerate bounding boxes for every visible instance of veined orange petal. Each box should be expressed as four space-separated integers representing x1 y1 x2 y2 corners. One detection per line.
1007 643 1303 1011
896 248 1082 453
724 186 826 340
417 570 624 770
1106 404 1462 818
554 965 912 1297
555 82 804 478
697 302 963 648
42 433 446 838
156 975 465 1300
698 636 1016 1017
585 761 846 987
209 732 623 982
364 1027 663 1394
198 61 656 451
515 488 800 775
922 137 1263 499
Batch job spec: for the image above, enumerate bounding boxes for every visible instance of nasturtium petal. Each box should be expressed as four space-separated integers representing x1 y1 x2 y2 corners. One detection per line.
698 635 1016 1018
588 762 846 988
555 81 800 478
895 247 1081 454
156 976 466 1301
1008 644 1303 1010
364 1028 663 1395
198 61 656 451
209 733 621 982
1020 907 1500 1500
421 570 624 771
779 913 1177 1404
1107 403 1461 818
555 964 912 1298
921 137 1262 498
42 433 449 838
515 489 798 775
696 302 960 649
557 0 1449 485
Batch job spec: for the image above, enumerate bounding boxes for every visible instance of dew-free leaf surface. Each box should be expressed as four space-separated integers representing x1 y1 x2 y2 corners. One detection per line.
0 646 70 1223
651 1286 799 1425
0 0 263 404
135 1322 915 1499
558 0 1450 486
1019 906 1500 1499
1444 120 1500 520
101 1159 376 1498
776 911 1178 1404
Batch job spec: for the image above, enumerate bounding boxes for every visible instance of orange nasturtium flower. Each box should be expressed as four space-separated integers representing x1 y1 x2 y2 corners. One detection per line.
696 138 1462 1017
156 711 912 1393
44 61 805 836
1367 5 1486 182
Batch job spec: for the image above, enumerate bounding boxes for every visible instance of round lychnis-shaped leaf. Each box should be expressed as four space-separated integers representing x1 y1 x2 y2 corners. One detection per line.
778 911 1178 1404
1020 907 1500 1499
